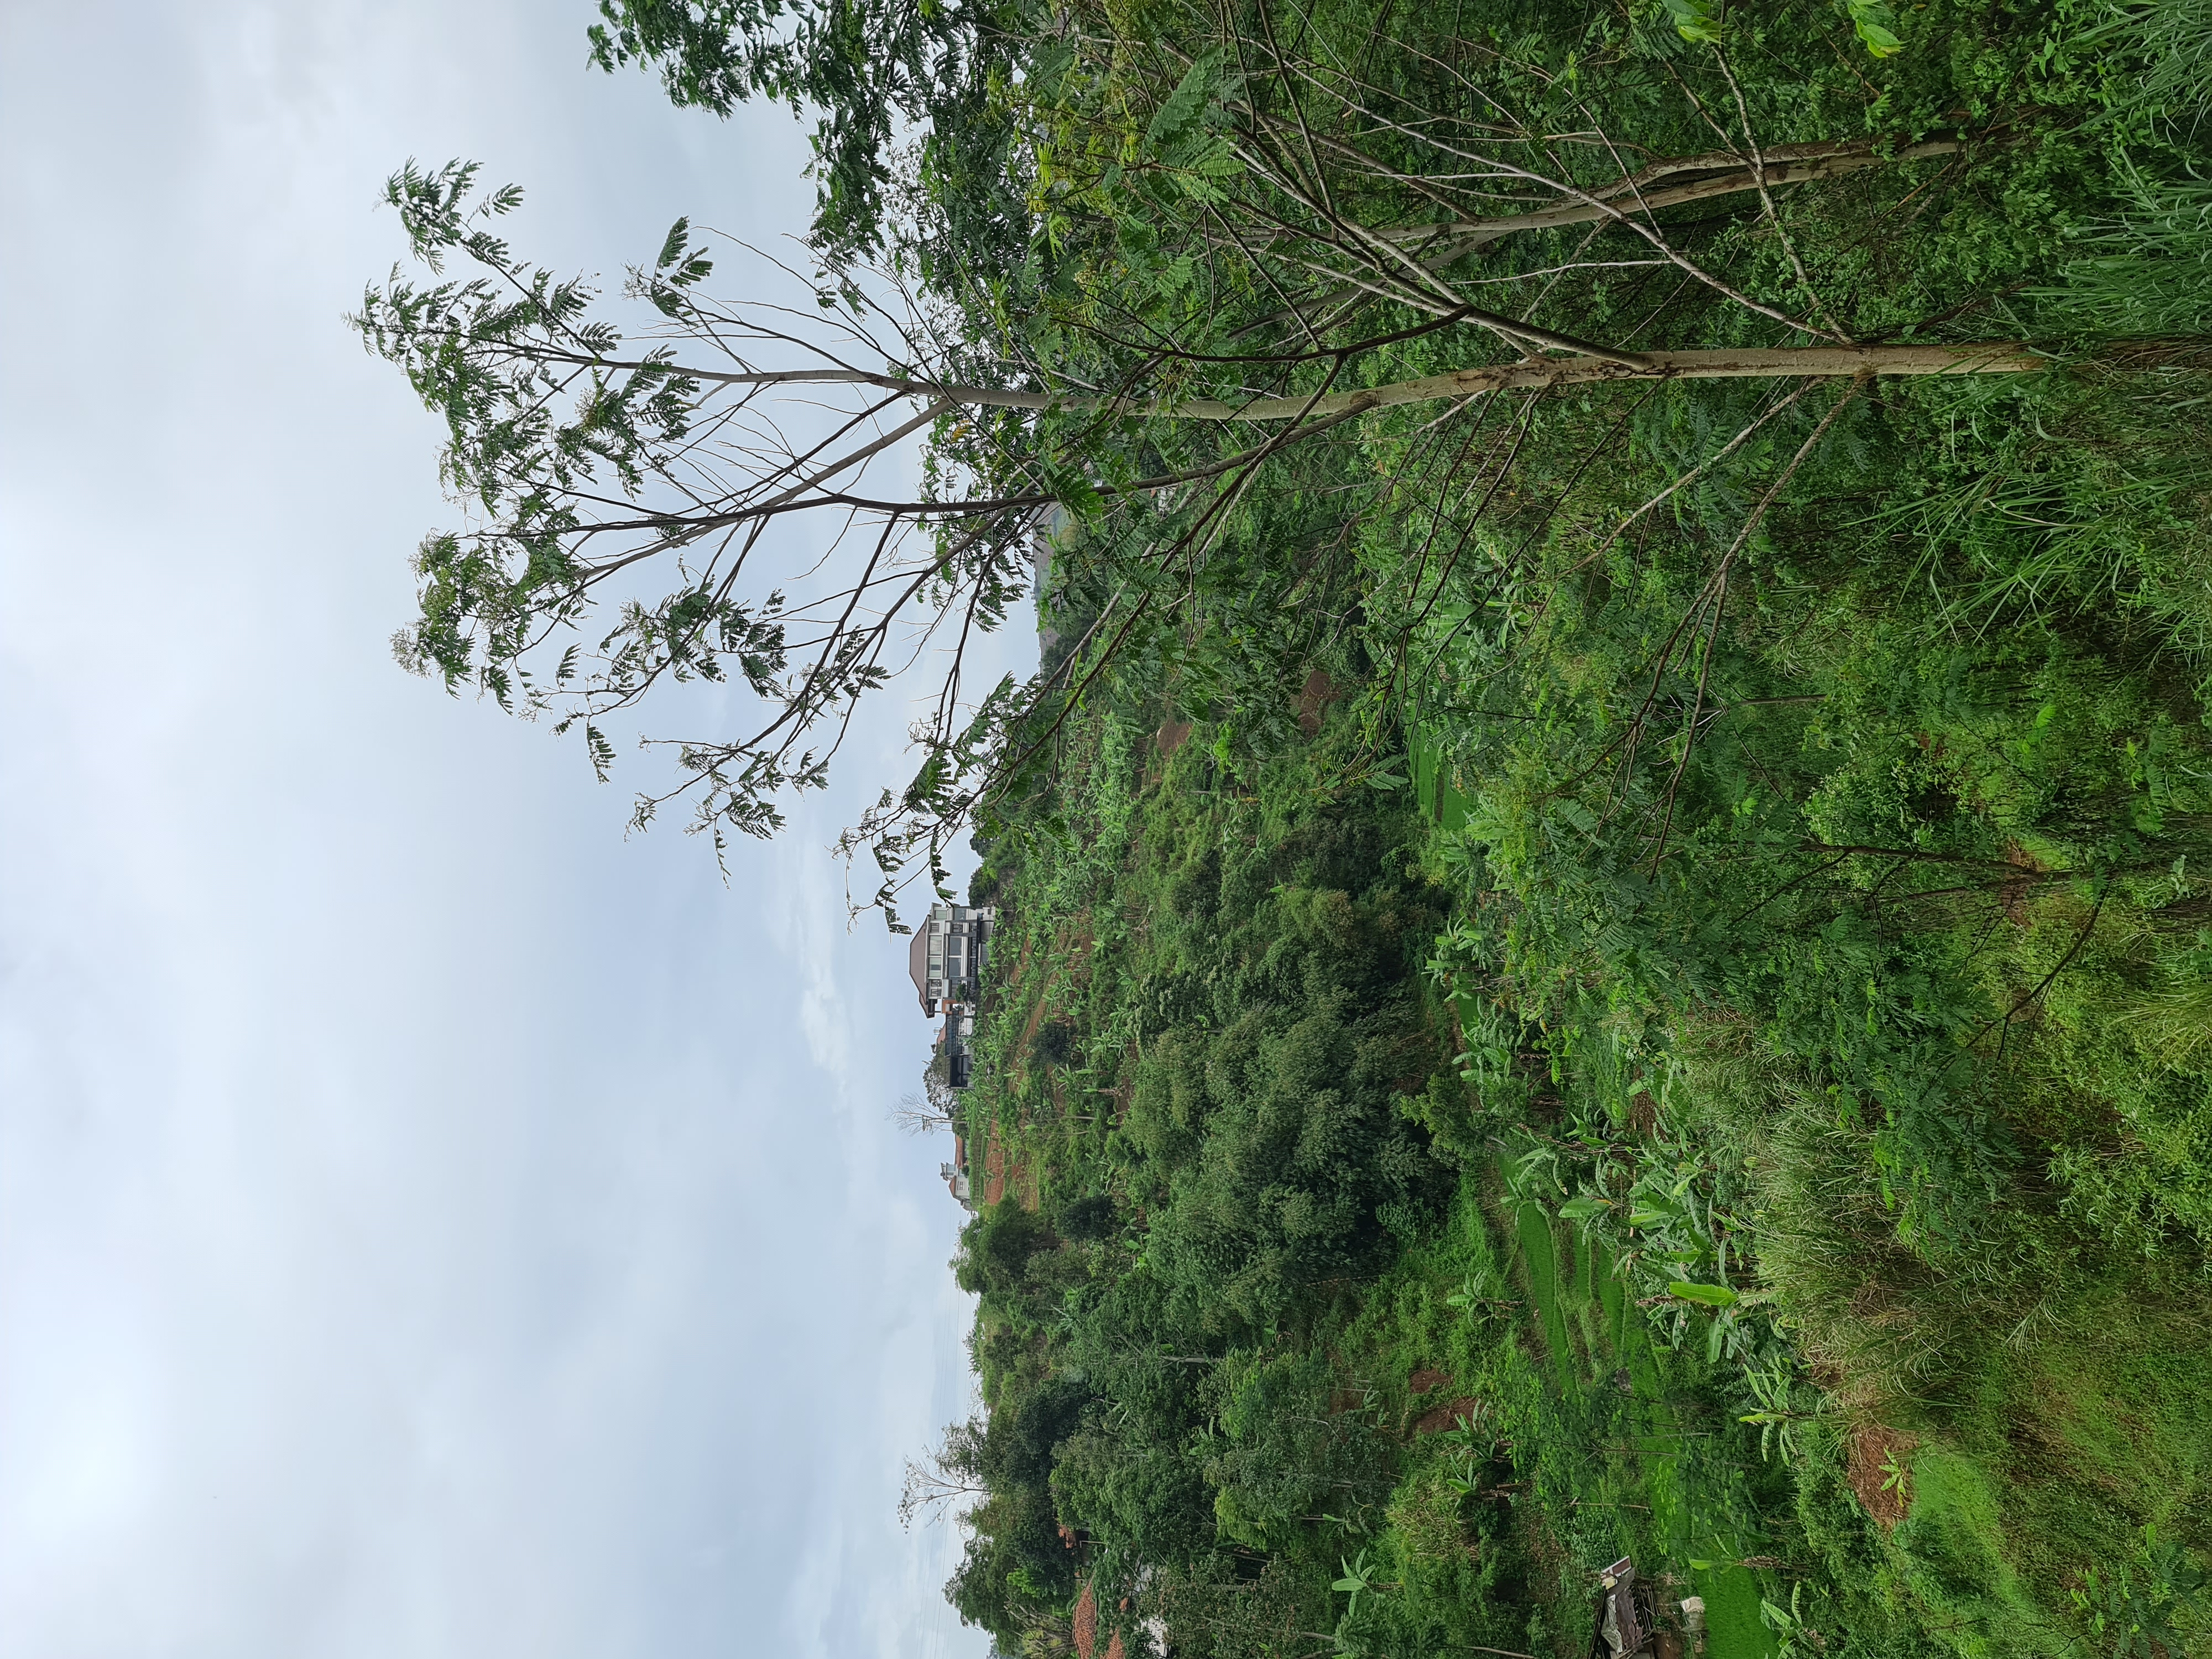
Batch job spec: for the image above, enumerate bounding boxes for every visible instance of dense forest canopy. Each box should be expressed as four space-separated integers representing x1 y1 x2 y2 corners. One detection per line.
366 0 2212 1652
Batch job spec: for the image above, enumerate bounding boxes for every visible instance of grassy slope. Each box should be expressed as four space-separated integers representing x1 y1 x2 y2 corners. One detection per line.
950 714 1917 1657
945 673 2212 1656
1333 1171 1786 1659
1411 712 2212 1657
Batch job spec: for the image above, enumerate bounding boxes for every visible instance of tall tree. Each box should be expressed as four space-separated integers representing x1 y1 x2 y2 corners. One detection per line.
360 0 2150 919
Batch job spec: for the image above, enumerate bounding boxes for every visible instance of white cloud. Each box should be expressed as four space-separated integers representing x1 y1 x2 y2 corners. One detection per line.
0 1 992 1655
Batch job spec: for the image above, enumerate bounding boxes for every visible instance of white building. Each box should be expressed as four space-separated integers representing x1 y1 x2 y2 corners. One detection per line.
941 1159 973 1204
906 904 997 1018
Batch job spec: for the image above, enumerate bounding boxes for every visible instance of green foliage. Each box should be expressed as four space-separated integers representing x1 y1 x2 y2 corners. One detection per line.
957 1201 1055 1295
586 0 1024 260
925 11 2212 1634
1843 0 1907 57
383 0 2212 1650
933 690 1519 1646
2070 1526 2209 1659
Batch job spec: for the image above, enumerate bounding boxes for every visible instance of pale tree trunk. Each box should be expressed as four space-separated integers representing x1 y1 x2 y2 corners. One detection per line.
674 341 2040 422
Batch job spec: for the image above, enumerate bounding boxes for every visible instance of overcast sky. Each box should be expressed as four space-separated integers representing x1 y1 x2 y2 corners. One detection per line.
0 3 1010 1656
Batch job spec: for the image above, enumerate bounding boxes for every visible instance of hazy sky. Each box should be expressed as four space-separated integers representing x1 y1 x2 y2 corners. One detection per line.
0 3 1009 1656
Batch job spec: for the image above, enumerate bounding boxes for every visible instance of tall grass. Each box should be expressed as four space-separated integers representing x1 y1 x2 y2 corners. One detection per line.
2136 0 2212 123
2047 0 2212 334
2054 164 2212 336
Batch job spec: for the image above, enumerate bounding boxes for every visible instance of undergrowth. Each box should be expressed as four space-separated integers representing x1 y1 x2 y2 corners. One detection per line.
926 0 2212 1653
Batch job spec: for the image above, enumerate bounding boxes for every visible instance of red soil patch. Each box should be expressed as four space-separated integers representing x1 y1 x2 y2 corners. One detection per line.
1011 918 1091 1080
1408 1368 1450 1396
1414 1396 1484 1436
1064 1604 1131 1659
1846 1423 1917 1527
1073 1585 1098 1659
982 1124 1009 1207
980 1138 1036 1209
1014 992 1057 1086
1297 667 1338 737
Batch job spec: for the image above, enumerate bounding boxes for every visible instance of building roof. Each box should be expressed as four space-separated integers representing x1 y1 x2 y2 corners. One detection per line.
909 927 935 1014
